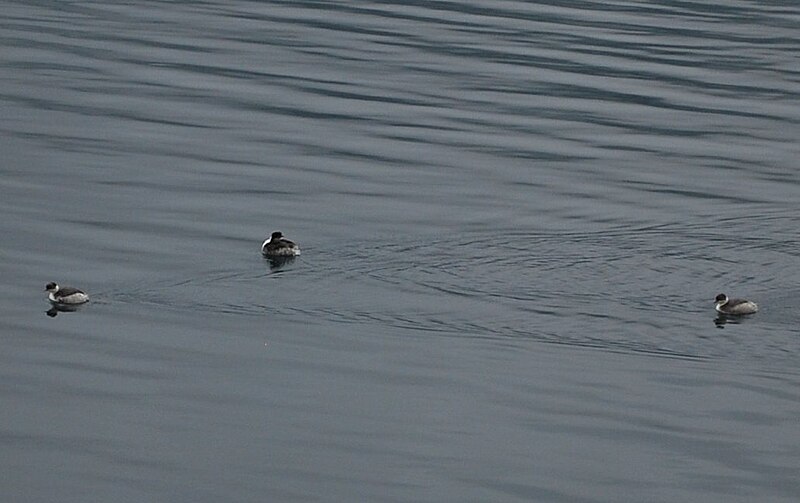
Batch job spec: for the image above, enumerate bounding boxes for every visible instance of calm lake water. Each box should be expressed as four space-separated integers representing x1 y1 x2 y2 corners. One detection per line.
2 1 800 501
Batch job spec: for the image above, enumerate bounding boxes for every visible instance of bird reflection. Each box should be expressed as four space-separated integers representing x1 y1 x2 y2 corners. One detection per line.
46 303 84 318
264 255 296 271
714 313 744 328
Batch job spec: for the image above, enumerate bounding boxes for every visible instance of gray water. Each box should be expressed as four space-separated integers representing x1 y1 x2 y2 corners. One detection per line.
2 1 800 501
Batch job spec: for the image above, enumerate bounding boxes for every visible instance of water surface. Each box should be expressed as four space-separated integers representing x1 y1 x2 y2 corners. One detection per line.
1 1 800 501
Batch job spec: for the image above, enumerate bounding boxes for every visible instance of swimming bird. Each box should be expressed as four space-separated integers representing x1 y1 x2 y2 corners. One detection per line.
45 282 89 305
261 231 300 257
714 293 757 315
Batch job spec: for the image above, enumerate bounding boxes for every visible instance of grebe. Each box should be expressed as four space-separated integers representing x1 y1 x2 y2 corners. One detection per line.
261 231 300 257
714 293 757 315
45 282 89 305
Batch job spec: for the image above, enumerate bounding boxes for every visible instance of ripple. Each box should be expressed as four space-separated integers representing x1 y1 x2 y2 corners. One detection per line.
91 212 800 364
